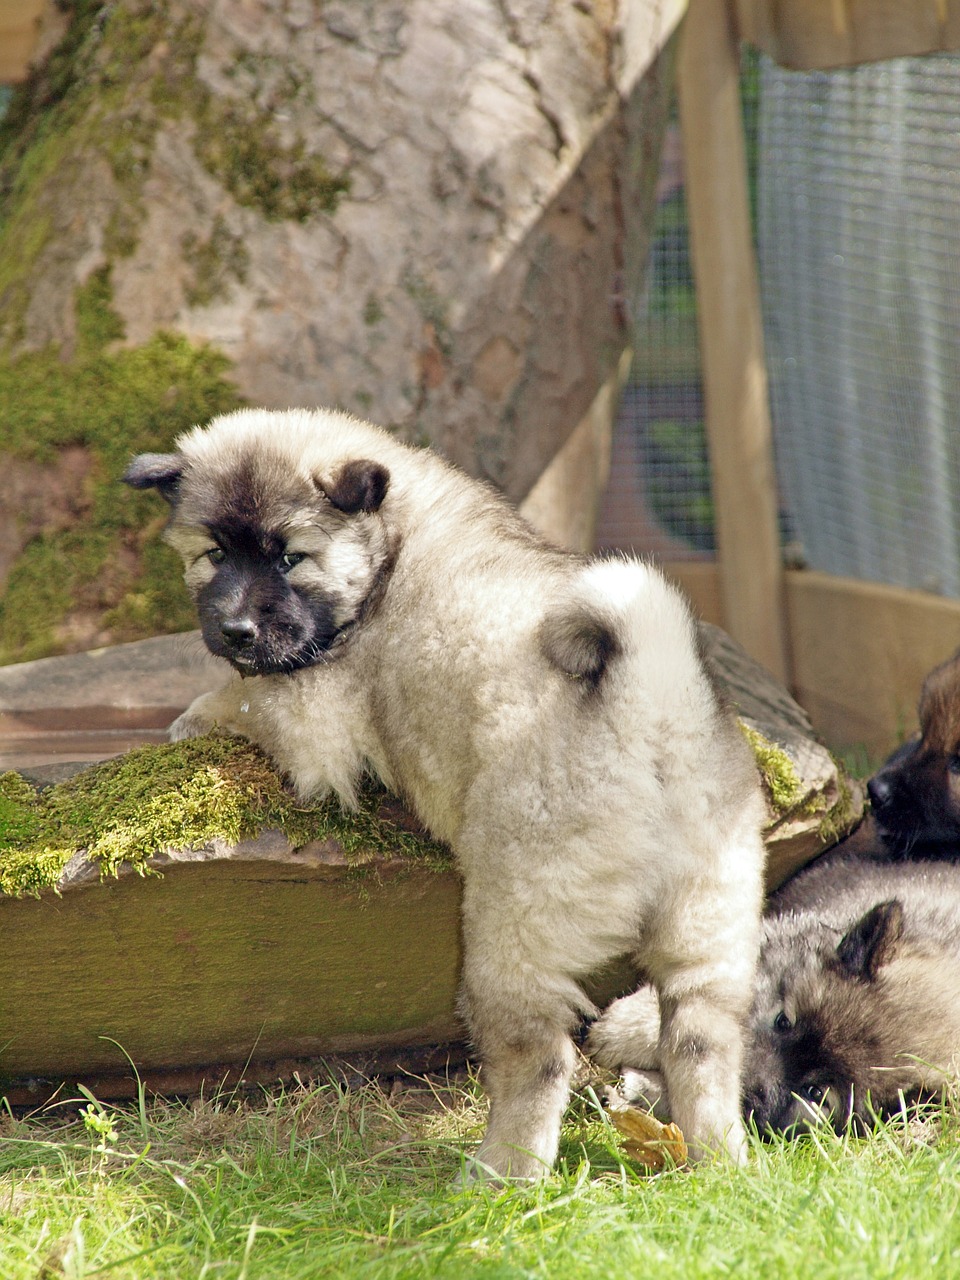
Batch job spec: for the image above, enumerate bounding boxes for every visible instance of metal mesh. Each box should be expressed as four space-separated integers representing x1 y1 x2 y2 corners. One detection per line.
599 110 715 559
758 54 960 597
600 58 764 559
604 52 960 601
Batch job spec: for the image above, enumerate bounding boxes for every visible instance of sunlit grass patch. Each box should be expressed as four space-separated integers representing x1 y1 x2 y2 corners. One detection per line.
3 1072 960 1279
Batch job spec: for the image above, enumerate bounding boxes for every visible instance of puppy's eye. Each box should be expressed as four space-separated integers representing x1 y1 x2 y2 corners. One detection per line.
206 548 226 565
279 552 306 573
949 755 960 776
801 1082 825 1104
773 1011 793 1034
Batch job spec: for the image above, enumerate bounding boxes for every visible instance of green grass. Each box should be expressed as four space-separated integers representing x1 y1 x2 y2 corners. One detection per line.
2 1073 959 1279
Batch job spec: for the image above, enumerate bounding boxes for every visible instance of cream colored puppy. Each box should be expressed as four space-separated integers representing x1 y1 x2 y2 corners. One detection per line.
125 407 765 1179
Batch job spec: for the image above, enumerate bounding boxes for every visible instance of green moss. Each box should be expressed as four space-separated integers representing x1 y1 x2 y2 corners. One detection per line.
74 265 126 354
363 294 385 326
0 736 453 899
194 99 349 222
0 2 192 340
0 0 347 347
0 773 42 849
0 276 242 663
740 722 865 840
740 722 807 817
0 3 354 660
816 759 862 846
181 217 250 307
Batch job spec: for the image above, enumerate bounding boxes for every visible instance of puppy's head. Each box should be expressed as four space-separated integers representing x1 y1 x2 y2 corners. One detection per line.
867 650 960 853
124 429 393 676
743 902 912 1137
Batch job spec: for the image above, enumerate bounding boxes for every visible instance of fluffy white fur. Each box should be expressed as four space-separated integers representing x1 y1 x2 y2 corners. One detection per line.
148 407 766 1178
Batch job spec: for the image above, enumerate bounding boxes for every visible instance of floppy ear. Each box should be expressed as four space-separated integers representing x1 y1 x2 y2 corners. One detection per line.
122 453 185 504
318 459 390 514
836 900 905 982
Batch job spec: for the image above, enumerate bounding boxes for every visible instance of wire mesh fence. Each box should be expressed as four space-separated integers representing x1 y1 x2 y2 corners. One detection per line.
759 53 960 597
601 49 960 603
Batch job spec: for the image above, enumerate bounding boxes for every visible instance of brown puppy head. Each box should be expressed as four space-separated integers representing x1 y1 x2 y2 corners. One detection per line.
867 649 960 854
124 438 394 675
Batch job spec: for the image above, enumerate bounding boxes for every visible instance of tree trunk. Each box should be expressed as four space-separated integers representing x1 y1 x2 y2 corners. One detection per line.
0 0 681 663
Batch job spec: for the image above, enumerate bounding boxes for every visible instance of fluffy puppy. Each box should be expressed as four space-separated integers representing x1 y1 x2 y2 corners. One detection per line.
743 861 960 1135
125 407 766 1178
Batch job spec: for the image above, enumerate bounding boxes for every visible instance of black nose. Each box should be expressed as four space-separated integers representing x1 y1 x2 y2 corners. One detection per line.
220 617 256 648
867 773 892 811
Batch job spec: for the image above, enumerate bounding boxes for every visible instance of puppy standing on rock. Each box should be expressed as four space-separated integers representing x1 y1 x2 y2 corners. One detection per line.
125 407 766 1179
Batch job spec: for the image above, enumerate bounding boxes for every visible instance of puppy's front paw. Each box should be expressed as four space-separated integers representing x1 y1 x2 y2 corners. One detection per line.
168 709 217 742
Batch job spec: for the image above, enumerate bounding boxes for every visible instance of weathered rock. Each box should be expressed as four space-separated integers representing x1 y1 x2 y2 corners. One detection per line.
0 625 862 1099
699 622 864 891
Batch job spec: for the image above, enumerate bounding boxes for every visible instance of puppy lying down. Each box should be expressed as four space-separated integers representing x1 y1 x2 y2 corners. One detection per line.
592 859 960 1135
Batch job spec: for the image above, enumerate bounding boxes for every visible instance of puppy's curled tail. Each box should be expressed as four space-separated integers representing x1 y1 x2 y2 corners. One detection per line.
538 557 702 695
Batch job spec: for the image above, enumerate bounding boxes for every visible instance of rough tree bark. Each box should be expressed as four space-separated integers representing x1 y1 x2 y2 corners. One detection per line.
0 0 682 663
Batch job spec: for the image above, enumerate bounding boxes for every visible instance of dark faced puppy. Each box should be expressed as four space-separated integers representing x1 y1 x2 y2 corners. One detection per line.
124 449 393 675
123 406 767 1180
745 861 960 1137
866 649 960 858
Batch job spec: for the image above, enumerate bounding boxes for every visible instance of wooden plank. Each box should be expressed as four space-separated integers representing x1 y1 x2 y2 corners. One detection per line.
0 854 465 1081
0 623 858 1094
665 561 960 758
786 570 960 758
733 0 960 71
519 349 629 553
0 0 57 82
676 0 788 683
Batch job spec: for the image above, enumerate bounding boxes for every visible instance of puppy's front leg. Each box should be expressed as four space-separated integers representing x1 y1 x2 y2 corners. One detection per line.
169 680 253 741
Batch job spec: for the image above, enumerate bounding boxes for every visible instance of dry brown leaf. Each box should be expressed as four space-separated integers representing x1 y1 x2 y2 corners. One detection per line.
605 1087 688 1170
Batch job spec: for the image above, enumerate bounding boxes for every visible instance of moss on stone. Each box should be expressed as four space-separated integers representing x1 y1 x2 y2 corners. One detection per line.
194 99 350 222
816 758 861 846
740 722 808 817
181 217 250 308
0 2 196 343
0 267 242 663
0 736 453 899
0 1 355 659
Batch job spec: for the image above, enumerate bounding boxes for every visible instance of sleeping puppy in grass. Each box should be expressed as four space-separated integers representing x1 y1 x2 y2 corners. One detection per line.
125 406 766 1180
591 860 960 1138
744 860 960 1134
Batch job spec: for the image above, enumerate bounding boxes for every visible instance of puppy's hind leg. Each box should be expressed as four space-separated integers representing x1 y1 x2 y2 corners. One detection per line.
458 969 583 1183
656 979 749 1163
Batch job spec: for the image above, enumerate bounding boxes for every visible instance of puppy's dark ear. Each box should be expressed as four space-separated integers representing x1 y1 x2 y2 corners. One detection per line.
836 900 905 982
318 459 390 514
123 453 185 504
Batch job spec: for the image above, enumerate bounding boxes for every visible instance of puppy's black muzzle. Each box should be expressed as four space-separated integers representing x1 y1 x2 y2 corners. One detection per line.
219 616 258 652
866 772 894 815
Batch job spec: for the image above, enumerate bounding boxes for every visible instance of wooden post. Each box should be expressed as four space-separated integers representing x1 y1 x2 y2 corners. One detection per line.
677 0 789 682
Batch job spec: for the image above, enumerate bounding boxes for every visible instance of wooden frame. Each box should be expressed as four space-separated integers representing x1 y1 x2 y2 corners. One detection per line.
667 561 960 756
672 0 960 735
677 0 788 683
